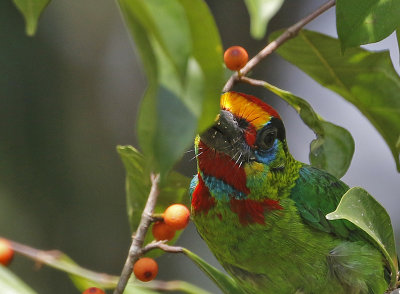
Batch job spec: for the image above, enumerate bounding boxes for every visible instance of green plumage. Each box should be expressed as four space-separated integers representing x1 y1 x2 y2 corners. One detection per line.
190 92 391 294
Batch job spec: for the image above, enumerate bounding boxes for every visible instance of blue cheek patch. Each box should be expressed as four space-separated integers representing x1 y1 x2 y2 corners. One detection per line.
201 173 247 201
254 139 278 164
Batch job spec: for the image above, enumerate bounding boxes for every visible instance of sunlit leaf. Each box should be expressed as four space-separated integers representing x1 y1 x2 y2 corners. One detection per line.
117 146 191 258
182 248 243 294
0 266 37 294
270 29 400 172
326 187 398 288
12 0 50 36
118 0 224 173
336 0 400 50
244 0 284 39
263 82 354 178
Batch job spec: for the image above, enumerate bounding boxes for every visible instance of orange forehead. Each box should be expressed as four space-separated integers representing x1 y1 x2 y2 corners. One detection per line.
220 92 279 130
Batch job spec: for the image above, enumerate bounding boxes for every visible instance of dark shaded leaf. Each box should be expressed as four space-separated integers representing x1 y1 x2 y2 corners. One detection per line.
118 0 224 173
182 248 243 294
244 0 284 40
263 82 354 178
270 29 400 172
336 0 400 50
326 187 398 288
0 266 37 294
12 0 50 36
117 146 191 258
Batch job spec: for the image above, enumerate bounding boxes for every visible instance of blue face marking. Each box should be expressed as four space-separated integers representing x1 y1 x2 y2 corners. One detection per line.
201 173 247 201
254 139 278 164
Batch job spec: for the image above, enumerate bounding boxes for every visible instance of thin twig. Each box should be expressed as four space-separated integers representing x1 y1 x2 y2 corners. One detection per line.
240 76 267 88
114 173 161 294
223 0 336 92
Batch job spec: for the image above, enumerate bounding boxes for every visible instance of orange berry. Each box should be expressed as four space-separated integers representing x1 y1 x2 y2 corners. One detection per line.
0 238 14 266
163 204 190 230
133 257 158 282
82 287 105 294
224 46 248 71
152 221 176 241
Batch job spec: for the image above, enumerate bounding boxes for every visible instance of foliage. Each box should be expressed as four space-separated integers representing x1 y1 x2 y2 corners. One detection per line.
118 0 224 174
244 0 284 39
6 0 400 293
262 81 354 178
270 29 400 171
0 266 37 294
12 0 50 36
336 0 400 51
326 187 399 288
117 145 190 257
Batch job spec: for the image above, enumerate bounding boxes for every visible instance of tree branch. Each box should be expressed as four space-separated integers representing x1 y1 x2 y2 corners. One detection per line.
223 0 336 92
141 241 184 255
7 238 209 293
113 173 161 294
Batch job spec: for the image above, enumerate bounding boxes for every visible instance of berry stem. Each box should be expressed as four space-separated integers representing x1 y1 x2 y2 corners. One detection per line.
223 0 336 92
151 213 164 221
114 173 160 294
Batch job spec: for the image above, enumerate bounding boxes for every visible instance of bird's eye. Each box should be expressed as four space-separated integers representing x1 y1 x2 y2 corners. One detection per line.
257 128 277 150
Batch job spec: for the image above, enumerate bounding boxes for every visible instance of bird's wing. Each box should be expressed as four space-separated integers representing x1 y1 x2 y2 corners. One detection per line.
289 165 357 239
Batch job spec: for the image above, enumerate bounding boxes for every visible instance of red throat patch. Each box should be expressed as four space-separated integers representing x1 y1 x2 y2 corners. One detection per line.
197 141 250 194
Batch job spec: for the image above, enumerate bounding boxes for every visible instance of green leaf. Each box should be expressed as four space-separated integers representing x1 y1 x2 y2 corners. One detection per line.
182 248 243 294
309 122 354 179
326 187 399 288
270 29 400 172
0 266 37 294
117 146 191 258
336 0 400 50
12 0 50 36
118 0 224 173
244 0 284 40
263 82 354 178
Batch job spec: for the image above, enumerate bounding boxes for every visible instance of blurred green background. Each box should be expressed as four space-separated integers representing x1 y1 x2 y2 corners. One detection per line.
1 1 399 293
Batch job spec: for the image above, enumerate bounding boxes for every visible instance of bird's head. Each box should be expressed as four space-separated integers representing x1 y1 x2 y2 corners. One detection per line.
195 92 292 200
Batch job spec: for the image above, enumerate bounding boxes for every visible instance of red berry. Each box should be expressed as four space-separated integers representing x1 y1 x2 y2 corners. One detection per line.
0 238 14 266
82 287 105 294
163 204 190 230
224 46 248 71
152 221 176 241
133 257 158 282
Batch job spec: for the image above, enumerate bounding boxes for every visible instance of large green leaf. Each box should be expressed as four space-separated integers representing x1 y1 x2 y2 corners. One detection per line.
336 0 400 50
182 248 243 294
326 187 398 288
270 29 400 172
263 82 354 178
12 0 50 36
244 0 284 40
118 0 224 173
0 266 37 294
117 146 191 258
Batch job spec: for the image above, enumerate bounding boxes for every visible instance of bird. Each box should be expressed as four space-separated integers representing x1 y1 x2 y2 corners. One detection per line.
189 91 392 294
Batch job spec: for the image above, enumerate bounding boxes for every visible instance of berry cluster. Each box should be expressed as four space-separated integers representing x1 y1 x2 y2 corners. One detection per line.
135 204 190 282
